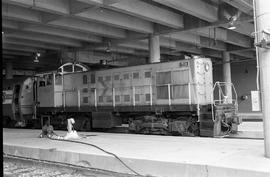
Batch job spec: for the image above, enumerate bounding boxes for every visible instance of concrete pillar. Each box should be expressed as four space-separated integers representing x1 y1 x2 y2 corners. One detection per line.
222 52 232 103
254 0 270 158
6 62 13 79
149 34 160 63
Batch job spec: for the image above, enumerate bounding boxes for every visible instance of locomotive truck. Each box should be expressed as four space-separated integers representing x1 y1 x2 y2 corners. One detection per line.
2 58 241 137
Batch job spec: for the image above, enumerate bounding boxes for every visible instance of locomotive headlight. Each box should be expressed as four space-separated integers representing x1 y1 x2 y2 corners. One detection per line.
204 63 210 72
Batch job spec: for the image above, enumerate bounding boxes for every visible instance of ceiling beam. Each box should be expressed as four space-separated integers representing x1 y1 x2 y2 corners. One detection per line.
228 22 254 37
175 42 202 54
152 0 218 22
201 48 222 58
189 27 252 48
75 8 153 33
2 3 41 23
4 29 83 47
69 0 95 15
48 17 126 38
163 32 226 51
2 19 18 29
2 20 103 43
3 0 154 34
153 11 253 37
94 46 135 54
118 41 148 50
77 0 184 28
3 37 63 50
230 50 256 59
3 44 46 53
2 0 70 15
221 0 253 15
3 55 16 59
2 3 127 39
3 50 33 56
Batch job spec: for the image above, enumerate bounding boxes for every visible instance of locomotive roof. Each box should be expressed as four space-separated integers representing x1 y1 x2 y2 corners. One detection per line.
84 58 210 73
38 58 210 76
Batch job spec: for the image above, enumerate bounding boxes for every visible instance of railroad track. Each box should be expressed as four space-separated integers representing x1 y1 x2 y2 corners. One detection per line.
3 154 140 177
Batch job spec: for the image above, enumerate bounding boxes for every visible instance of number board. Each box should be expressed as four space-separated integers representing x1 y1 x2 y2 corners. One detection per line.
179 61 189 68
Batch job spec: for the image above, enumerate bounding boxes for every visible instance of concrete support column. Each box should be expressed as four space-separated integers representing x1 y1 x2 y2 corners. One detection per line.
6 62 13 79
148 34 160 63
254 0 270 158
222 51 232 103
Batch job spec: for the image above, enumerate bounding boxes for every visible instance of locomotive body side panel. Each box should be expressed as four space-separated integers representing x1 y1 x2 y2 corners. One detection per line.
36 58 214 113
63 73 80 107
20 78 34 115
37 74 55 108
96 70 114 106
54 73 64 107
90 58 212 110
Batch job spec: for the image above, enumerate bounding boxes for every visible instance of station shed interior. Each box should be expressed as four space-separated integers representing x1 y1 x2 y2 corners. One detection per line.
2 0 270 158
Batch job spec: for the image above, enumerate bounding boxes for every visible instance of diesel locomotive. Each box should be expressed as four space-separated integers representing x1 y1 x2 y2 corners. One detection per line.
2 58 241 137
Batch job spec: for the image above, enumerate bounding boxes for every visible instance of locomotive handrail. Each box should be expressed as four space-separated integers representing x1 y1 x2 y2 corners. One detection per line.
188 82 191 105
212 82 238 106
149 85 153 106
167 84 171 106
77 89 80 109
155 83 191 87
211 81 239 121
63 91 66 108
132 87 135 106
55 82 196 109
94 88 97 108
112 88 115 108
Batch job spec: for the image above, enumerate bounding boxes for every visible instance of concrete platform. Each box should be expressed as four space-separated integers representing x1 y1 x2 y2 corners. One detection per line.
3 128 270 177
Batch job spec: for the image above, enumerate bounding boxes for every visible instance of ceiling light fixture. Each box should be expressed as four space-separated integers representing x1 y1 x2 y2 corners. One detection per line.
227 19 236 30
106 47 111 53
33 52 41 63
33 56 39 63
106 41 111 53
228 24 236 30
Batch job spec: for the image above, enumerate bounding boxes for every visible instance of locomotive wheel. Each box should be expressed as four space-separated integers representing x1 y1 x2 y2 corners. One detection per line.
187 122 199 136
140 128 150 134
186 117 199 136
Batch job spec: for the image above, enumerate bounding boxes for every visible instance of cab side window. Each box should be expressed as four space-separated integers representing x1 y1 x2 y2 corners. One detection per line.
39 80 46 87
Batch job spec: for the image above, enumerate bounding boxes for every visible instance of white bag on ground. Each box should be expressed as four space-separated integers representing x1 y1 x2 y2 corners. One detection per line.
64 130 79 139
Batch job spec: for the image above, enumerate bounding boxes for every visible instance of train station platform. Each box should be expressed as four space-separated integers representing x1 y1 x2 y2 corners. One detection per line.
3 128 270 177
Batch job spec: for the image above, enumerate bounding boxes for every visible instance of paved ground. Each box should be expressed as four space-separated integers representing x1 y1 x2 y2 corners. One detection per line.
3 123 270 177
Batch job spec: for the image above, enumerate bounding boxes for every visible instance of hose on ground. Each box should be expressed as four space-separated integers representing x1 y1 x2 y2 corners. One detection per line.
48 137 143 176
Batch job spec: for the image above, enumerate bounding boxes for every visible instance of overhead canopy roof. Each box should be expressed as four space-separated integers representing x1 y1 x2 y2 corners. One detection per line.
2 0 255 72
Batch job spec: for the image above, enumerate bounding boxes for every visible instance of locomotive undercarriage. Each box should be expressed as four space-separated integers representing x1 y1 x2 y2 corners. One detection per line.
126 104 240 137
128 113 199 136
